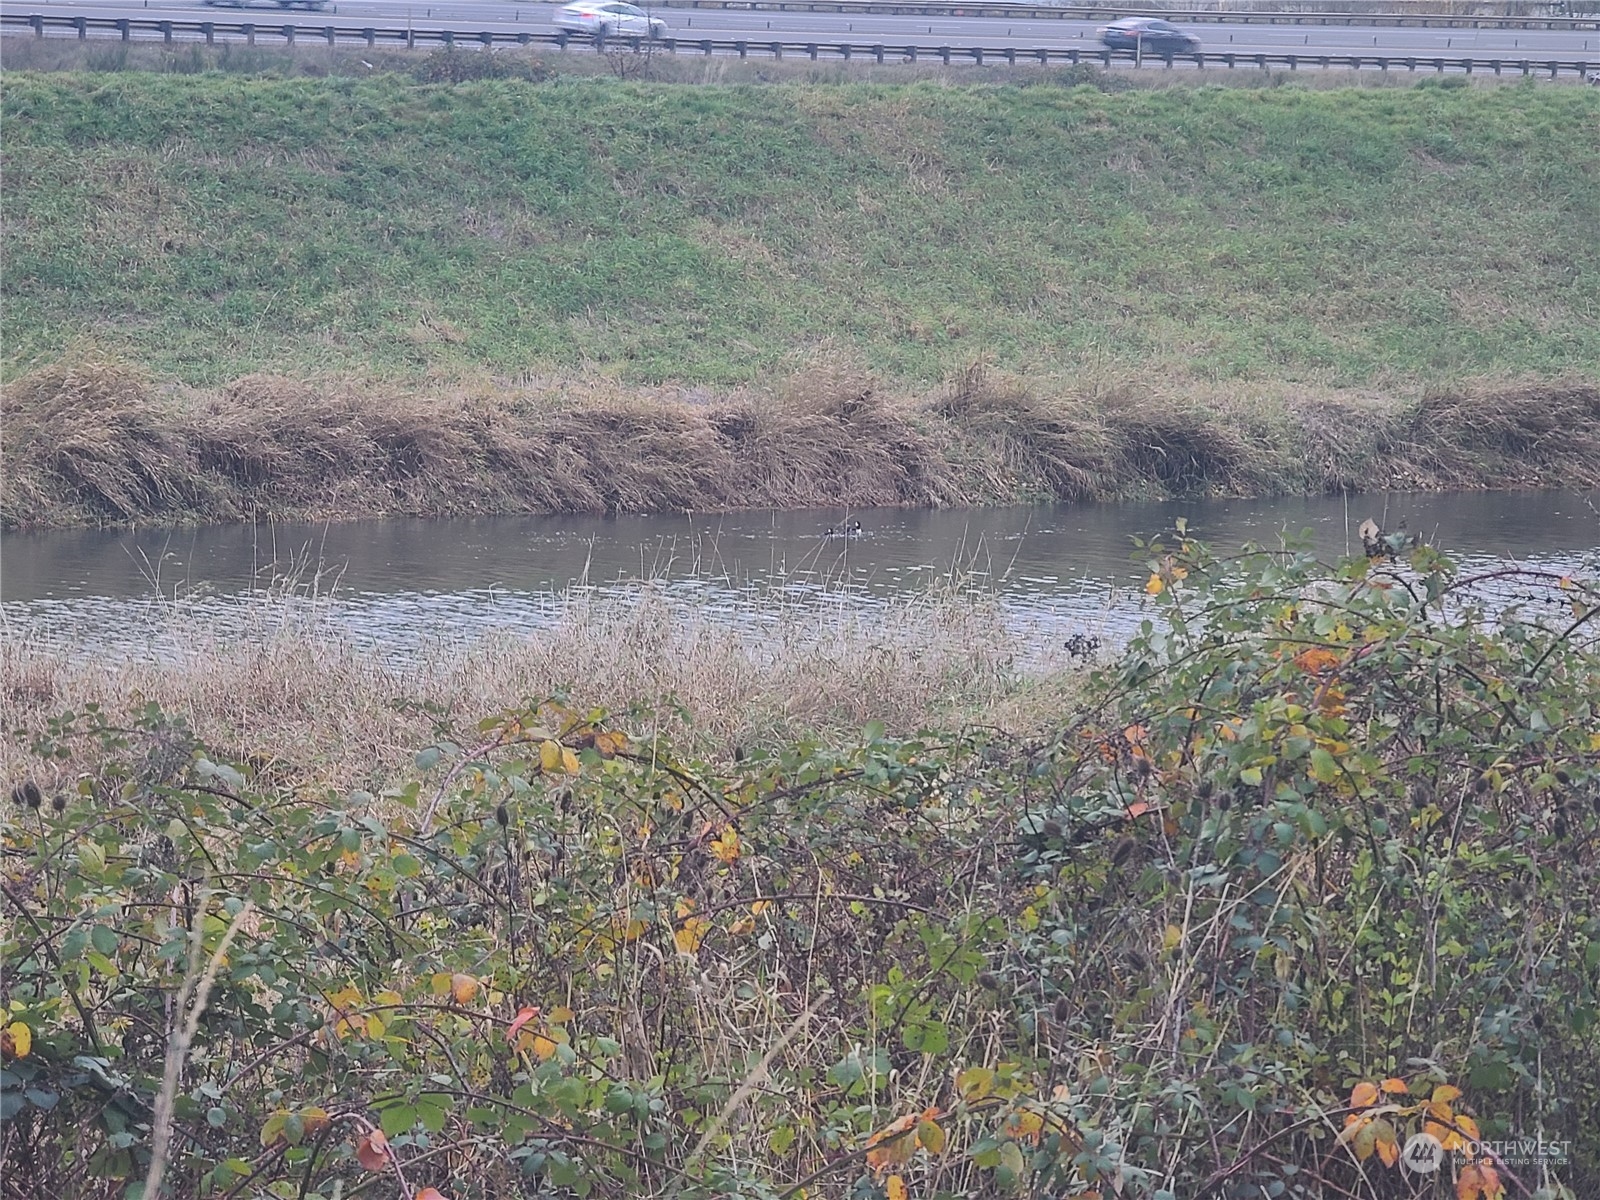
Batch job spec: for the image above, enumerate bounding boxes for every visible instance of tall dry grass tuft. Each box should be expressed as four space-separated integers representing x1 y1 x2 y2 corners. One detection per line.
933 363 1108 501
0 587 1080 792
1404 379 1600 488
5 354 1598 530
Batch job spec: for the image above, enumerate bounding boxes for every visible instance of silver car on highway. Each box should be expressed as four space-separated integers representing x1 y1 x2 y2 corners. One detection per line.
554 1 667 39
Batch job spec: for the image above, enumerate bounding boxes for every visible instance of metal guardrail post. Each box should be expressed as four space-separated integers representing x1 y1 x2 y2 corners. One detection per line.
972 46 982 62
1405 55 1415 69
1378 55 1387 69
1004 46 1014 64
939 44 950 62
807 41 817 57
907 43 917 60
364 27 376 44
1548 58 1558 76
441 29 453 45
1254 51 1264 67
203 20 214 43
840 42 851 57
479 30 493 44
74 15 87 38
737 38 747 54
1433 55 1444 70
1068 47 1078 63
242 21 254 43
1224 51 1235 67
770 39 781 56
283 23 295 43
160 19 173 42
328 26 339 45
406 26 415 47
704 36 715 52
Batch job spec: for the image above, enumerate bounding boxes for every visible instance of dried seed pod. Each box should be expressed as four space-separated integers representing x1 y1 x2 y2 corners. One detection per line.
1041 818 1063 839
1555 768 1572 786
1111 836 1138 867
1052 995 1071 1023
1197 779 1214 800
1474 773 1491 795
495 802 509 829
977 971 1001 991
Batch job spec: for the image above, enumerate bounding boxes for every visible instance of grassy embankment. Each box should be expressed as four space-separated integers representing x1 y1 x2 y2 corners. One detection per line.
3 73 1599 526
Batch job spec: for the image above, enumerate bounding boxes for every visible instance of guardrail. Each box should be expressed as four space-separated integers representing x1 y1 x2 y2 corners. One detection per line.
6 12 1597 70
647 0 1600 28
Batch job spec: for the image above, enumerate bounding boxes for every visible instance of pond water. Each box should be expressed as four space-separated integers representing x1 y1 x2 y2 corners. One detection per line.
3 489 1597 660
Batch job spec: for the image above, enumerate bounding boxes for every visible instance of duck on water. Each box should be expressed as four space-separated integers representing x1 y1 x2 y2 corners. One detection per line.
824 521 865 539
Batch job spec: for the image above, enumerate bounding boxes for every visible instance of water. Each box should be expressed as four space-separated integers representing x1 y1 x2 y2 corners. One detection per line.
3 490 1598 660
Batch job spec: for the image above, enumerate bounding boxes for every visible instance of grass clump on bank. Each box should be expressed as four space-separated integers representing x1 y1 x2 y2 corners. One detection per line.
4 355 1600 528
3 72 1597 392
3 539 1597 1198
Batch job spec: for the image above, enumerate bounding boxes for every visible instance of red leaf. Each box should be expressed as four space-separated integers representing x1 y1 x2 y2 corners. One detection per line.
507 1005 541 1043
356 1129 390 1172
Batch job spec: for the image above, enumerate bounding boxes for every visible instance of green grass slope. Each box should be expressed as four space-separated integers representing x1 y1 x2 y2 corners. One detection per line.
3 74 1598 388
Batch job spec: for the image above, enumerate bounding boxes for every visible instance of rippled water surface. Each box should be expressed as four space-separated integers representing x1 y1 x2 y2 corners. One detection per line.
4 490 1597 659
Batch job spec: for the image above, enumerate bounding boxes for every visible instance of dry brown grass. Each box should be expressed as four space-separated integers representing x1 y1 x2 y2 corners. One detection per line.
5 355 1599 529
0 585 1083 794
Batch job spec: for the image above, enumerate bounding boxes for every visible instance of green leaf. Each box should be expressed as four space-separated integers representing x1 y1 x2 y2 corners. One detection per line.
90 925 119 956
1308 748 1338 784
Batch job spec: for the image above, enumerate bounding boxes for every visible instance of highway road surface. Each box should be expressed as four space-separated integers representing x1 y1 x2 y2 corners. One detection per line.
12 0 1600 56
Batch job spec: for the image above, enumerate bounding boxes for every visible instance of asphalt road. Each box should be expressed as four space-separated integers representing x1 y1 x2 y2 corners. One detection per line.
15 0 1600 55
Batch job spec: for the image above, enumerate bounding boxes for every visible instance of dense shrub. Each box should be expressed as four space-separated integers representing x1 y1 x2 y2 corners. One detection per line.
2 536 1596 1198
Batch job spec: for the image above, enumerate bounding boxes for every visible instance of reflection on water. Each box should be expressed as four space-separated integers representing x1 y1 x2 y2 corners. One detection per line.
3 490 1598 661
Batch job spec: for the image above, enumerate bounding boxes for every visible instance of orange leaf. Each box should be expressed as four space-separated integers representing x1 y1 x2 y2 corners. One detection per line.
1376 1137 1399 1168
450 974 480 1005
356 1129 390 1172
1455 1114 1481 1143
1380 1077 1409 1095
1349 1081 1380 1109
1431 1084 1462 1105
1293 647 1341 675
415 1190 450 1200
507 1006 540 1043
1125 801 1151 819
709 826 741 864
885 1176 909 1200
1457 1162 1504 1200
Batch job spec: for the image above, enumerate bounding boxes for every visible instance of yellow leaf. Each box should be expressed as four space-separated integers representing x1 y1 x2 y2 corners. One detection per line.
1162 924 1182 952
674 917 709 956
957 1066 995 1102
728 916 756 937
710 826 741 864
1431 1084 1462 1105
540 740 562 772
0 1024 30 1062
1 1022 31 1060
1379 1077 1409 1095
450 973 480 1005
1455 1114 1481 1142
675 896 696 920
561 747 581 776
885 1176 909 1200
1349 1080 1380 1109
1008 1109 1045 1144
1145 574 1164 596
750 899 771 916
916 1117 947 1154
593 730 629 757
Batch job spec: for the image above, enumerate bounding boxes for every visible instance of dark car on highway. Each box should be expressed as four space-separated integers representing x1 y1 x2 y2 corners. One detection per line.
1098 17 1202 54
